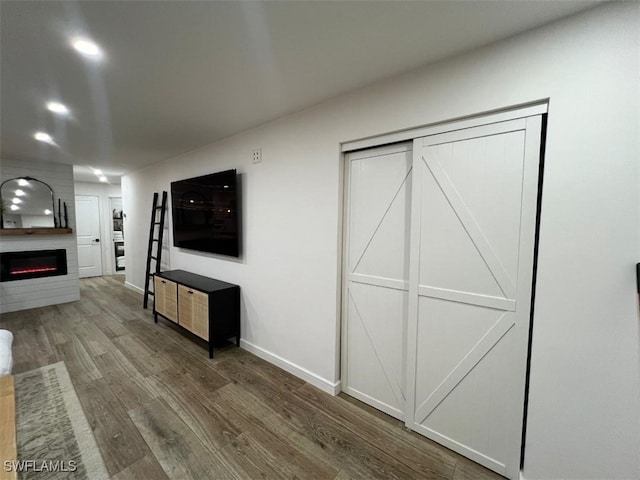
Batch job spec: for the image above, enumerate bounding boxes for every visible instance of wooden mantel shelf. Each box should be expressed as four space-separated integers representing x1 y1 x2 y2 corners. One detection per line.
0 228 73 236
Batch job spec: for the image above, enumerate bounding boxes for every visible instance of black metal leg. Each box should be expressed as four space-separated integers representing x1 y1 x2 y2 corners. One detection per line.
154 312 158 323
209 342 214 359
236 335 240 347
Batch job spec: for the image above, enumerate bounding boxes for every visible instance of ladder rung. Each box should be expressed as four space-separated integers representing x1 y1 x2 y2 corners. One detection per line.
148 292 154 297
152 239 159 242
152 222 161 225
151 256 157 260
154 206 163 210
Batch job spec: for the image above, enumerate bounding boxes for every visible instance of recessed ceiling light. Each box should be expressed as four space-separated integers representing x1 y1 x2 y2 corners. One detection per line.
15 190 25 196
12 198 22 204
44 209 52 215
93 169 102 175
9 205 19 211
34 131 53 143
99 176 107 183
46 101 69 115
72 38 102 59
17 179 29 186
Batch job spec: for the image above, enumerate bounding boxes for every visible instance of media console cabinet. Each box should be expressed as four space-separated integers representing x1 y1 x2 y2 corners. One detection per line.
153 270 240 358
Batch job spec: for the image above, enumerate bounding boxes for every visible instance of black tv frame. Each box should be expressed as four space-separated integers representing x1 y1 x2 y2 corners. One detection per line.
170 169 240 257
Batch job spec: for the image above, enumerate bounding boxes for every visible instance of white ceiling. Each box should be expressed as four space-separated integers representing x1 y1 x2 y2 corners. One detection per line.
1 0 600 183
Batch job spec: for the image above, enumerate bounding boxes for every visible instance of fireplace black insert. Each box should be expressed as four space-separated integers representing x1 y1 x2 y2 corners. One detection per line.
0 249 67 282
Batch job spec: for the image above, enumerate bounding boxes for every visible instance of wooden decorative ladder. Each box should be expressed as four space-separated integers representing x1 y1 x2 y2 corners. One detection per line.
143 191 168 309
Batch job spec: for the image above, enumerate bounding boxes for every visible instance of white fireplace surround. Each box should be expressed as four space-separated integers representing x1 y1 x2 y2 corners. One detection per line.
0 158 80 313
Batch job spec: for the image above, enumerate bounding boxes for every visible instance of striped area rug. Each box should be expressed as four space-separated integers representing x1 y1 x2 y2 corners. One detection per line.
14 362 108 479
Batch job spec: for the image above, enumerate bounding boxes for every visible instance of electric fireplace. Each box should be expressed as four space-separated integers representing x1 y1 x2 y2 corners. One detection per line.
0 249 67 282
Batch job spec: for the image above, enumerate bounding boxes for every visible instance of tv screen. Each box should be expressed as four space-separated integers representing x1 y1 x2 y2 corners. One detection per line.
171 169 240 257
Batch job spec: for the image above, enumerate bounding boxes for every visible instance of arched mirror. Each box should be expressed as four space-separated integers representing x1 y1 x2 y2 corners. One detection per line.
0 177 55 228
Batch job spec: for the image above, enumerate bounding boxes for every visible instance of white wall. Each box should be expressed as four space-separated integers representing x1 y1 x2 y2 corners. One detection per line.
0 158 80 313
123 4 639 479
74 181 122 275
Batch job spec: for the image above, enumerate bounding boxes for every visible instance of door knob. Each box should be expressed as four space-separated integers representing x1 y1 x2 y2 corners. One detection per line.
94 238 100 243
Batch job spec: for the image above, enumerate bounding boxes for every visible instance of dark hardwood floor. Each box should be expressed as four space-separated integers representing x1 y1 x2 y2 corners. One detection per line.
1 276 503 479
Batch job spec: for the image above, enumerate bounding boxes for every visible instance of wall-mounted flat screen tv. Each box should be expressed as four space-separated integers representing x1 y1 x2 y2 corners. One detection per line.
171 169 239 257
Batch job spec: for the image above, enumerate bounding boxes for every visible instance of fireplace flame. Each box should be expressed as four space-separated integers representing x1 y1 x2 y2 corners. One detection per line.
10 267 58 275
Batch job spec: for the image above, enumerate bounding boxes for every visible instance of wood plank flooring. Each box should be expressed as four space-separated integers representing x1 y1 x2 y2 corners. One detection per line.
0 276 503 480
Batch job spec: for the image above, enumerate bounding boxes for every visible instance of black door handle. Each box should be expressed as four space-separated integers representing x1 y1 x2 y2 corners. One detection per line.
94 238 100 243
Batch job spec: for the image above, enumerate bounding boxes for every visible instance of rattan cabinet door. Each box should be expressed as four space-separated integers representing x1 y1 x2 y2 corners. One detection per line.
178 285 209 340
154 277 177 322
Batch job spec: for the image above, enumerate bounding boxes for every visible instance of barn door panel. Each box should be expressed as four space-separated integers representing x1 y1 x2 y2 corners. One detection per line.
343 143 412 419
407 117 542 478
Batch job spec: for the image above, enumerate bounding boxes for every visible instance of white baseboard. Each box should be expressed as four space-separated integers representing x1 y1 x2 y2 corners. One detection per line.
240 339 340 396
124 281 144 295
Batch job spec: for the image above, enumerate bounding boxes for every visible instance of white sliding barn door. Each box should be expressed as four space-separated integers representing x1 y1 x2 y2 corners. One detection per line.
406 117 542 478
342 143 412 420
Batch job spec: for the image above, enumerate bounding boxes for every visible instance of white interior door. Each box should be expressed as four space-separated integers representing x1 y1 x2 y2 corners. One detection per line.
406 117 542 478
76 195 103 278
342 143 412 420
